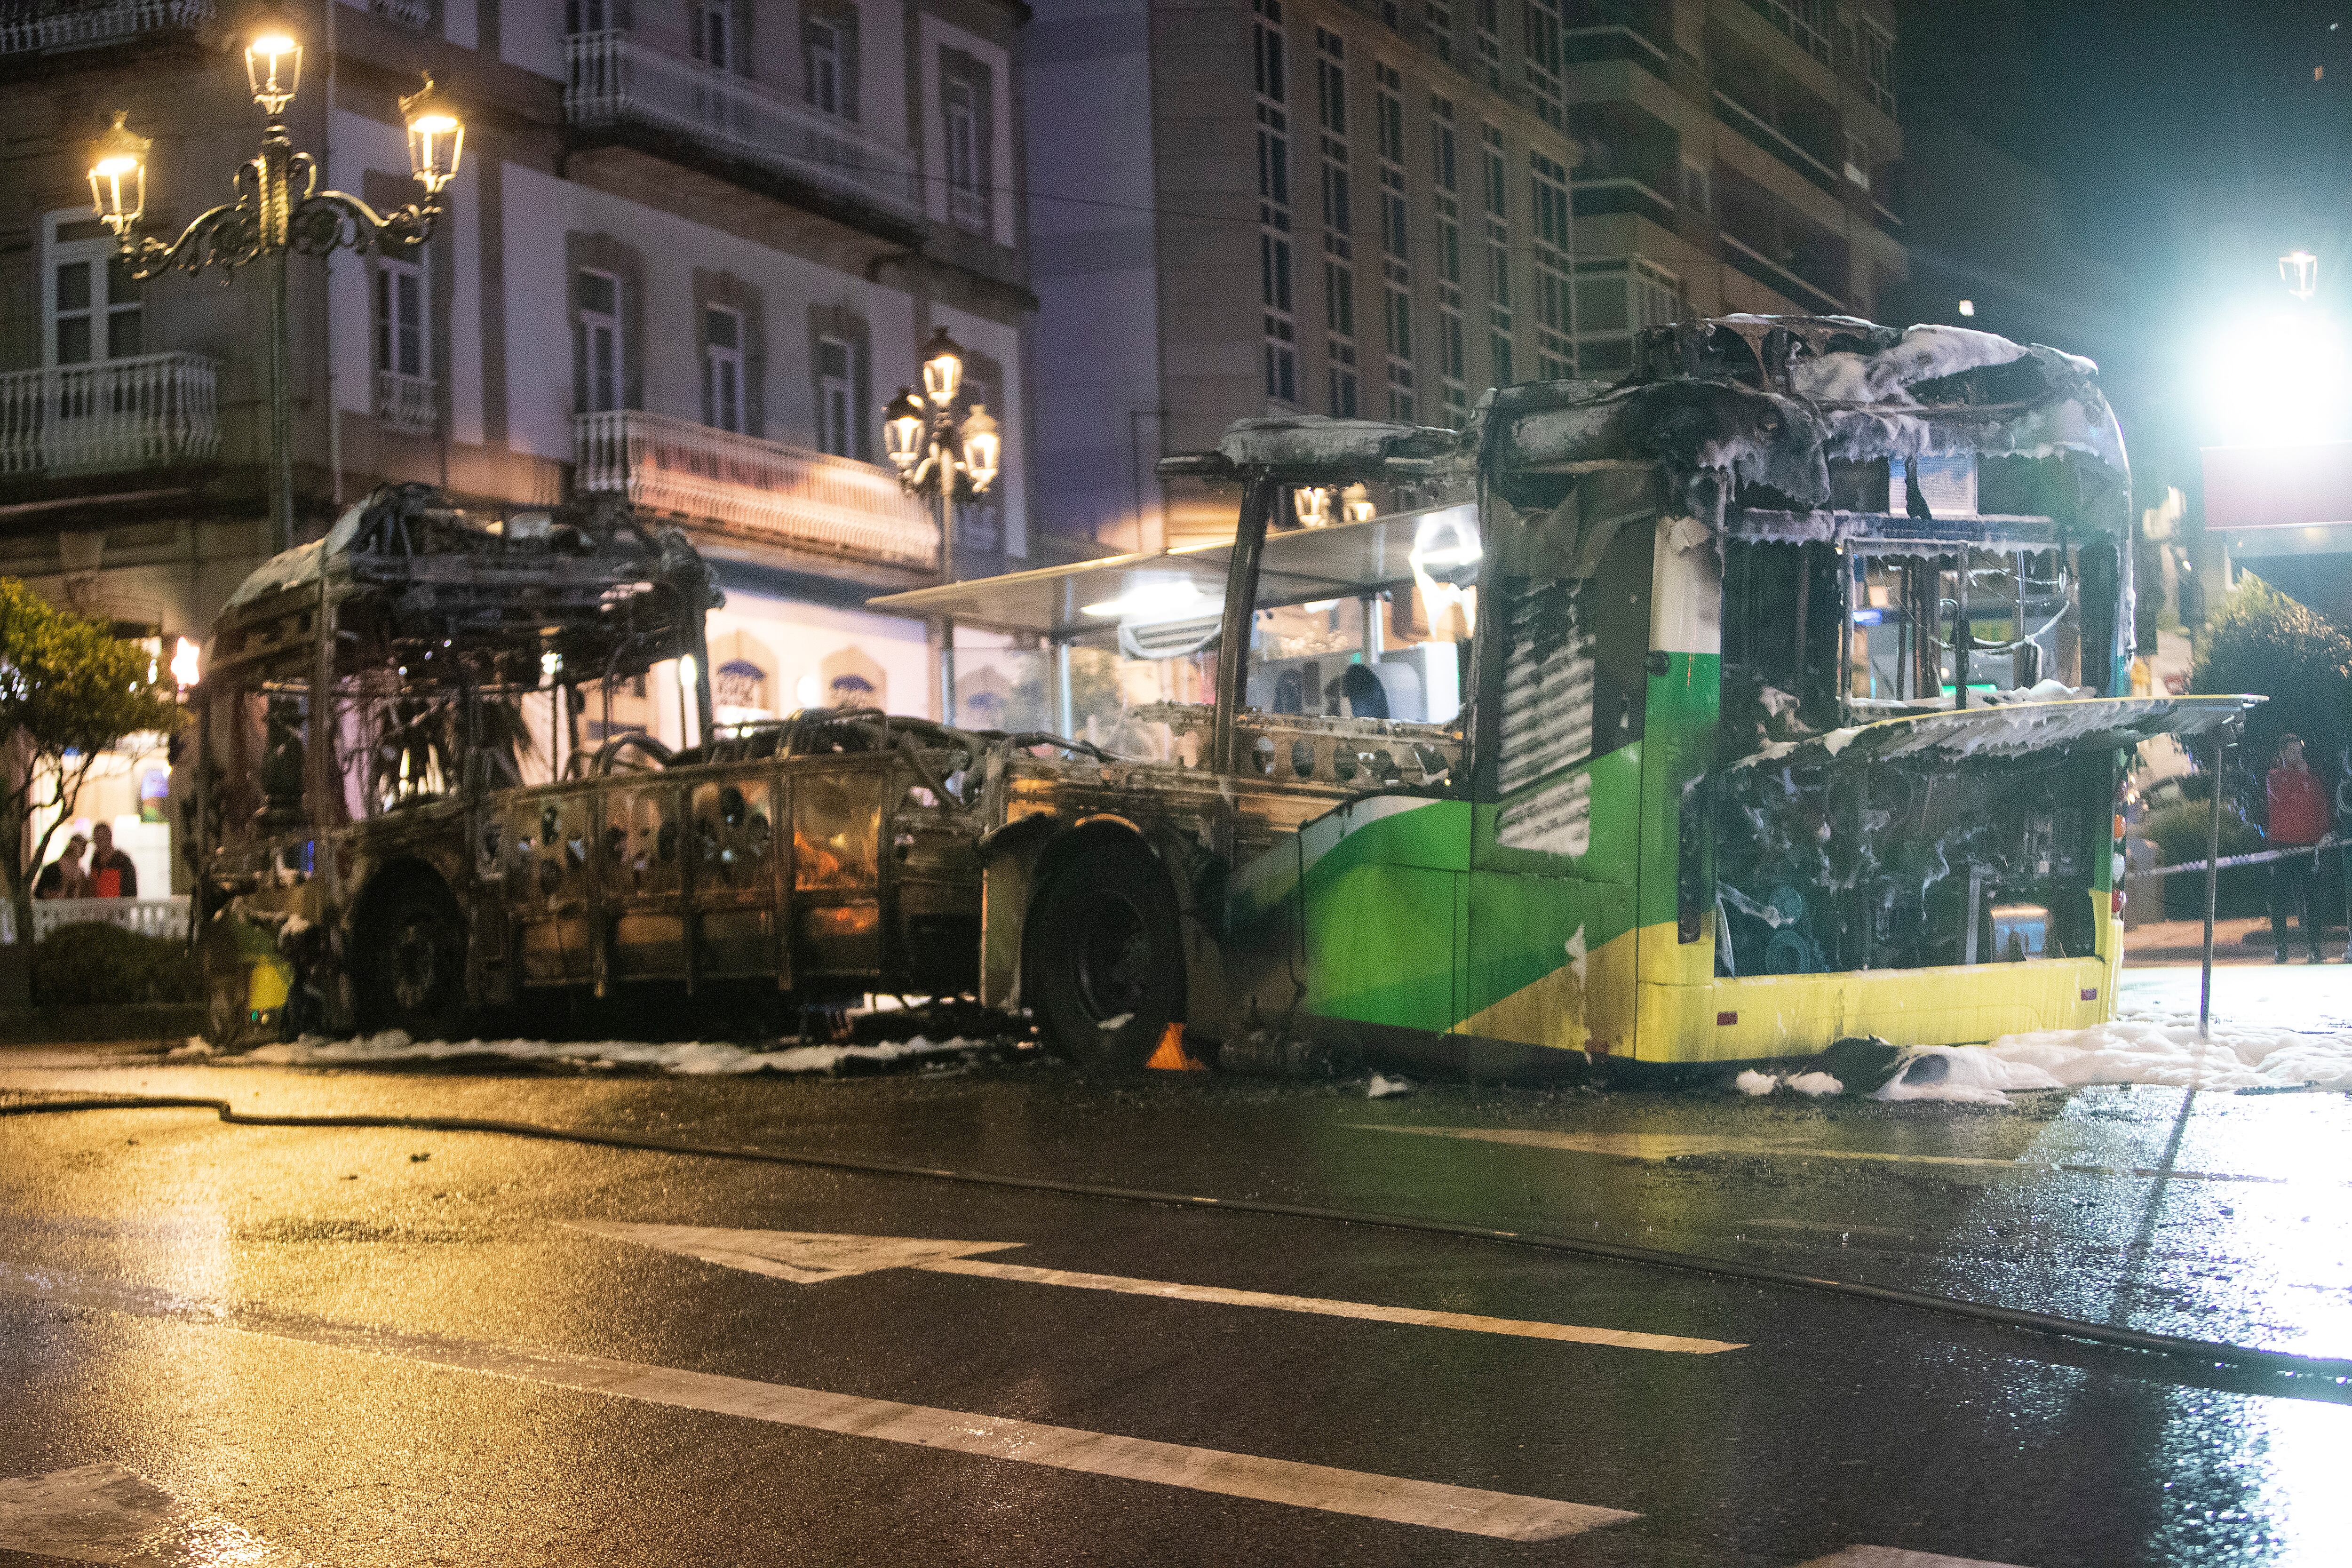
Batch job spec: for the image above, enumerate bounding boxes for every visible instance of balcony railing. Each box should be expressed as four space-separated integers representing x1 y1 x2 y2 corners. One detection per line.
19 895 190 944
0 0 211 55
1573 176 1677 228
1719 232 1843 315
564 30 921 220
375 369 438 436
575 410 939 572
371 0 431 28
1563 24 1670 80
1712 88 1840 197
0 353 221 478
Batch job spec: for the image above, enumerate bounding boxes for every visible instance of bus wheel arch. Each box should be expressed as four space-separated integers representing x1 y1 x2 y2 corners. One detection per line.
1020 822 1188 1069
351 860 469 1038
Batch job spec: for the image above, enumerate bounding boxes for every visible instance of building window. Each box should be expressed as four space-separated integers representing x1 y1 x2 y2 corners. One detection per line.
1751 0 1833 67
1474 0 1501 88
49 245 141 367
941 57 994 235
691 0 731 69
816 336 855 456
579 268 623 414
1571 257 1679 374
1843 133 1873 191
1523 0 1563 128
1482 123 1512 387
1531 151 1573 379
374 259 427 381
1255 0 1298 403
1375 62 1412 423
1431 96 1467 425
1858 20 1895 116
1316 28 1357 417
1680 159 1711 219
1424 0 1452 61
564 0 617 32
805 12 860 119
702 305 744 432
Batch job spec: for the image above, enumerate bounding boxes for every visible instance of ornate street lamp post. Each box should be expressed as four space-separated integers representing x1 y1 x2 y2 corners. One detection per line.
883 326 1001 723
87 22 464 557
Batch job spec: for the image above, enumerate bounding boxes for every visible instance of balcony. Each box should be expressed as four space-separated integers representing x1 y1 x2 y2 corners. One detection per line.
1719 232 1843 315
575 411 938 573
374 369 438 437
563 30 921 223
0 353 221 478
1713 88 1840 197
0 0 211 55
1573 176 1676 229
370 0 431 28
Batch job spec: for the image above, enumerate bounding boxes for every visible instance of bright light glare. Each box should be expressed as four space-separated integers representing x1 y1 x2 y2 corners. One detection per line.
2205 312 2352 446
169 637 201 689
1082 580 1208 620
252 32 295 55
678 653 699 690
1957 299 1975 317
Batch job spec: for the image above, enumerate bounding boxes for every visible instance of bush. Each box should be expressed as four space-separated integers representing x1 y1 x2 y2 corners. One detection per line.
31 922 201 1007
2192 577 2352 770
2138 799 2273 919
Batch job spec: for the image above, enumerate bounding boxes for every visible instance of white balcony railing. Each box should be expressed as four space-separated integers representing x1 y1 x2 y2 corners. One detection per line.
563 30 922 219
17 896 191 943
374 369 438 436
0 353 221 478
576 411 939 571
0 0 212 55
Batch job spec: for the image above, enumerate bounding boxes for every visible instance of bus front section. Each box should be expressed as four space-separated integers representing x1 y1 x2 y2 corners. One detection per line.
1478 317 2249 1070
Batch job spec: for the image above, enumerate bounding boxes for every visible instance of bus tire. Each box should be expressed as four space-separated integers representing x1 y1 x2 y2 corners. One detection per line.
1027 838 1185 1069
361 879 468 1040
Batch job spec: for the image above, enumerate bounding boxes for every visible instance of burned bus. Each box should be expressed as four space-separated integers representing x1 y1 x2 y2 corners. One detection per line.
194 317 2250 1075
875 315 2249 1075
188 483 1022 1046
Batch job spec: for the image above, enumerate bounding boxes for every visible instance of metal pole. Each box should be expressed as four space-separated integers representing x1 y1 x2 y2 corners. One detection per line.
937 480 957 726
267 243 294 556
1052 638 1074 739
2199 727 2228 1040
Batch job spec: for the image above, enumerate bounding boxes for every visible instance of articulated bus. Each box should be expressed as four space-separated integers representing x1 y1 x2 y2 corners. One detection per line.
878 316 2248 1075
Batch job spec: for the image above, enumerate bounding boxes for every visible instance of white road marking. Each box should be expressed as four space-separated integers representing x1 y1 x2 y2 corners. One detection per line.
573 1222 1741 1354
1794 1549 2032 1568
922 1257 1744 1353
564 1220 1019 1283
1355 1124 2297 1185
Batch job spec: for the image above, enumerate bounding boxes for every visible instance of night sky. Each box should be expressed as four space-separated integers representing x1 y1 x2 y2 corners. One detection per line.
1898 0 2352 496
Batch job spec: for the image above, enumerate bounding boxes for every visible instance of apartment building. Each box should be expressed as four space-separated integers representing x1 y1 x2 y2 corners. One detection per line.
0 0 1036 889
1026 0 1907 547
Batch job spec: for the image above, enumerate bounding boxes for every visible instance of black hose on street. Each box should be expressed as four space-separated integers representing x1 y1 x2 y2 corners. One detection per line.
5 1092 2347 1385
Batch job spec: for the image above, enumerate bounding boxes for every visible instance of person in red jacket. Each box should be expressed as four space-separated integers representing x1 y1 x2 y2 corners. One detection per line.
2266 733 2332 963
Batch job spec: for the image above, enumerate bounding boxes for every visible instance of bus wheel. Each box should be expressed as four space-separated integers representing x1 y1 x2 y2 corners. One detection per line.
1028 839 1184 1068
364 882 467 1040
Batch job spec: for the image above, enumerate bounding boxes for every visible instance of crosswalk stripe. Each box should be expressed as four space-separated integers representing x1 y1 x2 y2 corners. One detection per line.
1793 1548 2033 1568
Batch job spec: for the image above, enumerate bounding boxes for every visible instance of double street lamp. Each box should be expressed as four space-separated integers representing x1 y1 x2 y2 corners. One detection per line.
87 20 465 556
884 327 1000 723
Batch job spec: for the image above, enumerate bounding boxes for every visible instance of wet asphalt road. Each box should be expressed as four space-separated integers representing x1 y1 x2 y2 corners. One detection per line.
1 971 2349 1565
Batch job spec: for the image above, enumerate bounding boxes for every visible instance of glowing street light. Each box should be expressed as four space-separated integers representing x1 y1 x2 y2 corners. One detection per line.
882 330 1003 723
91 27 463 555
2282 250 2320 301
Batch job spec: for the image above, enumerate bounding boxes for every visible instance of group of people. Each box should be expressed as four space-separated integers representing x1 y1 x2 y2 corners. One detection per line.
31 823 139 901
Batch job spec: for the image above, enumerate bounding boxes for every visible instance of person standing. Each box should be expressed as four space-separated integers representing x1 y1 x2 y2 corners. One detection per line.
2265 733 2331 963
85 823 137 900
33 835 88 900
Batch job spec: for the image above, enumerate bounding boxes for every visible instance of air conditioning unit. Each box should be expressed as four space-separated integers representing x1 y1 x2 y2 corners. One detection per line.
1118 614 1223 661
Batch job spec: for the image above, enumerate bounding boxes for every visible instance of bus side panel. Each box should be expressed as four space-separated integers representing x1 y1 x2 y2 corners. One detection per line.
1453 872 1636 1056
1295 796 1468 1035
1631 513 1725 1062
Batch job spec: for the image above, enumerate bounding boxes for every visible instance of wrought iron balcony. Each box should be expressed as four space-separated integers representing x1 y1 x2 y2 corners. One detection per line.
575 410 939 573
0 352 222 478
370 0 431 28
0 0 212 55
563 29 922 220
374 369 438 437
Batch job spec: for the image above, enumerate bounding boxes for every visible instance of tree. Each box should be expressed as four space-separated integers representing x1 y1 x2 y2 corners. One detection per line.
0 579 182 950
2190 576 2352 778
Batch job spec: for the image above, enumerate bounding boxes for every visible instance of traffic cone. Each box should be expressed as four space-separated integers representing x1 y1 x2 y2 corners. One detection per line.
1144 1022 1207 1071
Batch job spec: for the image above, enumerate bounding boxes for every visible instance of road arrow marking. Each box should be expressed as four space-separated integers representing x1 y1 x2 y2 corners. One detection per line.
564 1221 1018 1283
572 1223 1744 1354
0 1259 1638 1543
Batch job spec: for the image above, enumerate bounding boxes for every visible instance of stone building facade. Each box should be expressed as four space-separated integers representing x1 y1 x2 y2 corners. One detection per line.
1025 0 1907 546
